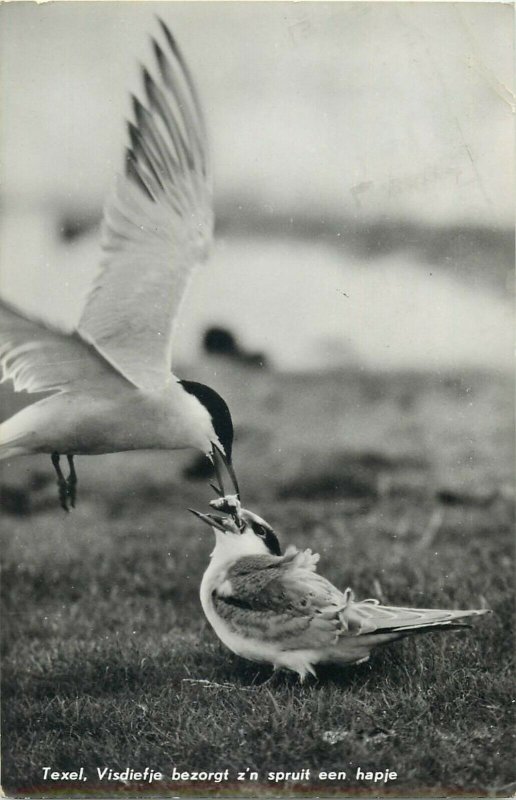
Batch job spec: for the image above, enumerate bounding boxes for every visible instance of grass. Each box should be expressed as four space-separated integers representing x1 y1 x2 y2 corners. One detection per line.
1 368 514 798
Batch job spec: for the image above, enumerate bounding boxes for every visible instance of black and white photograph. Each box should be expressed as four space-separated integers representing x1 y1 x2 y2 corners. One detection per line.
0 1 513 797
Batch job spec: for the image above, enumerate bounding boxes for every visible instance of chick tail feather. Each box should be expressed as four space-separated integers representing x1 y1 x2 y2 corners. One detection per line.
340 597 490 639
322 601 490 666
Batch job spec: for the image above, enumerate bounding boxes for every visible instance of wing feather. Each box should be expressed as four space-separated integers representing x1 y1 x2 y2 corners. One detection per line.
0 300 131 395
78 21 213 391
340 599 488 635
215 549 489 652
214 549 349 650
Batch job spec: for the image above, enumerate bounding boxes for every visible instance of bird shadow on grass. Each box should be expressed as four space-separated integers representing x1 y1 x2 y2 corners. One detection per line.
205 650 396 693
3 636 405 707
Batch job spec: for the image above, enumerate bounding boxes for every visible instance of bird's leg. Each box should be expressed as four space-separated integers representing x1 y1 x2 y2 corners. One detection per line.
51 452 69 512
66 455 77 508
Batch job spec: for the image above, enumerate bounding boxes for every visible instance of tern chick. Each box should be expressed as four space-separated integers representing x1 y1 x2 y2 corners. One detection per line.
0 21 239 510
191 504 489 681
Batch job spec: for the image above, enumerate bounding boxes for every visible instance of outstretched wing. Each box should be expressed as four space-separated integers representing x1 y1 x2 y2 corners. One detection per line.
213 548 351 650
78 20 213 391
0 299 131 395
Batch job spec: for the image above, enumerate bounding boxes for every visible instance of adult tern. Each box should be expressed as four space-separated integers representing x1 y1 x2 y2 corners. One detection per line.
0 21 240 510
191 502 489 681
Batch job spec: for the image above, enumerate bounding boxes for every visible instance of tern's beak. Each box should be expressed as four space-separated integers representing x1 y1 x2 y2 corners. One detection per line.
189 509 229 533
211 444 240 500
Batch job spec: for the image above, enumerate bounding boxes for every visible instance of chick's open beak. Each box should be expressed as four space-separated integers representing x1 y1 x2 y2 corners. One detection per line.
188 509 228 532
188 508 245 534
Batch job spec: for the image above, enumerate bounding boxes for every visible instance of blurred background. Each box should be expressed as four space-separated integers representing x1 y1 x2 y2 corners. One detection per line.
0 1 513 513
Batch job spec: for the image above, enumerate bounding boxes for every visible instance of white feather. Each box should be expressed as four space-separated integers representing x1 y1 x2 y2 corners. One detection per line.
0 300 128 396
78 22 213 391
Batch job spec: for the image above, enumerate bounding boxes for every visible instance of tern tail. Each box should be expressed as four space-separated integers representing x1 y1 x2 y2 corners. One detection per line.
323 601 490 667
0 401 48 461
0 418 33 460
0 443 30 461
341 597 490 637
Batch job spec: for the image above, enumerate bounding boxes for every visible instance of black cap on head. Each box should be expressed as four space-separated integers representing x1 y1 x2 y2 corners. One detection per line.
249 519 282 556
179 380 234 461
